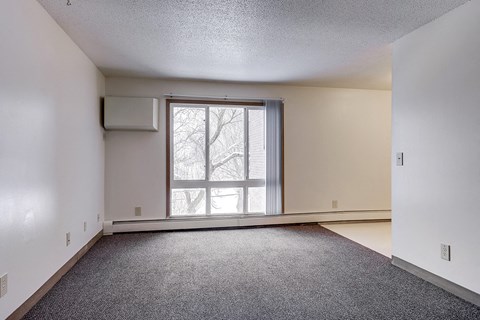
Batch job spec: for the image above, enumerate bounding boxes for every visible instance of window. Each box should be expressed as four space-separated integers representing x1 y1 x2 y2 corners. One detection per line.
167 100 267 216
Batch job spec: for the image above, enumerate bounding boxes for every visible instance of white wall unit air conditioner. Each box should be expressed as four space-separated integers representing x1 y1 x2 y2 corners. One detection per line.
104 96 159 131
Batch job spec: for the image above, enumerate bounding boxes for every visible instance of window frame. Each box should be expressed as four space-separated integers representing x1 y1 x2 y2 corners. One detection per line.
166 99 266 218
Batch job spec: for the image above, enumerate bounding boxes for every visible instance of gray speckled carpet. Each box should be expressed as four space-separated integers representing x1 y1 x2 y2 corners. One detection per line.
23 225 480 320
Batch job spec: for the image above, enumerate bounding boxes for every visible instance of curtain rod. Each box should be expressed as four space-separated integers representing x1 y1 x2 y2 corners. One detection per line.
163 93 285 102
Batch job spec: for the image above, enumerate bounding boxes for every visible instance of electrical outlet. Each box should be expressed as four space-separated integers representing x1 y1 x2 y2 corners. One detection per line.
66 232 71 247
0 273 8 298
441 244 451 261
84 221 87 232
332 200 338 209
97 214 100 222
135 207 142 216
396 152 404 166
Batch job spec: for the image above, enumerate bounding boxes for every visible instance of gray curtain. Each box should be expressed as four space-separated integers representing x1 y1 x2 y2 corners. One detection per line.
265 100 283 215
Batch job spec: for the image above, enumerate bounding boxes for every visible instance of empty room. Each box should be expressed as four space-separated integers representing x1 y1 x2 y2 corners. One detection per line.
1 0 480 319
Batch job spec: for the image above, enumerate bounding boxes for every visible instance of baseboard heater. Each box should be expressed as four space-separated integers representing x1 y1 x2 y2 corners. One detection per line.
104 210 391 234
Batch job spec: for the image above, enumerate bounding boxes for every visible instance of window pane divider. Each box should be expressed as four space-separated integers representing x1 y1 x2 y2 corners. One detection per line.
205 106 211 215
243 107 249 213
173 180 265 189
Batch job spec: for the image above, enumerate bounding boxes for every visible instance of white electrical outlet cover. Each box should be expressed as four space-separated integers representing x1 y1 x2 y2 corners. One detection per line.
396 152 404 166
0 273 7 297
441 244 451 261
135 207 142 216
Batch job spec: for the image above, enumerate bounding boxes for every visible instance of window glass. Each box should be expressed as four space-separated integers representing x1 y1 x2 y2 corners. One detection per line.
171 188 206 216
211 188 244 214
170 102 266 216
248 109 266 180
248 187 266 213
173 107 205 180
209 107 244 181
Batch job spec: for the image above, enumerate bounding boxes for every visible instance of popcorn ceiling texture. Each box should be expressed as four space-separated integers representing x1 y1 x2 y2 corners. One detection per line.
38 0 469 89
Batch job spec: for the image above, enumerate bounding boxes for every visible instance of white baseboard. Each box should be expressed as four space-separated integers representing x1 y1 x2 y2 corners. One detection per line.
104 210 391 234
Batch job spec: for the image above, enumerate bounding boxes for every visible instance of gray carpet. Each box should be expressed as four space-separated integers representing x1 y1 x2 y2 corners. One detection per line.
23 225 480 320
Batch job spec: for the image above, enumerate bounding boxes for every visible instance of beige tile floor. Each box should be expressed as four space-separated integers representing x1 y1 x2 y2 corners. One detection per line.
321 221 392 258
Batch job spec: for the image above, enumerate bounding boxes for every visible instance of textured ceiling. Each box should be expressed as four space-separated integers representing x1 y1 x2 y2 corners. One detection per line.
37 0 469 90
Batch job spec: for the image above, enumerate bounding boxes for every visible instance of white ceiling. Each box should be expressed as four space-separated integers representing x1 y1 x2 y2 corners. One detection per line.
37 0 469 90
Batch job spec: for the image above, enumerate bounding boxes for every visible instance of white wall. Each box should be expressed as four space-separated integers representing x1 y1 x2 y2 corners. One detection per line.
105 78 391 221
392 0 480 294
0 0 105 318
